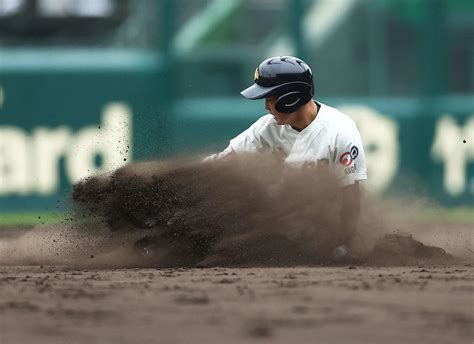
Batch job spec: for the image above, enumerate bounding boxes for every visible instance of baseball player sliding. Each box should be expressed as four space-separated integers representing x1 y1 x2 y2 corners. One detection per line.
206 56 367 260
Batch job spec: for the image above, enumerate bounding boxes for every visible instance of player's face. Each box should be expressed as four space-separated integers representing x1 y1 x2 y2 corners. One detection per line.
265 96 293 125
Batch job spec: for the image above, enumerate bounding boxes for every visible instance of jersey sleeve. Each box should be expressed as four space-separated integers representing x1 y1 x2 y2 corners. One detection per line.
228 116 270 154
334 125 367 186
203 144 235 162
204 116 270 161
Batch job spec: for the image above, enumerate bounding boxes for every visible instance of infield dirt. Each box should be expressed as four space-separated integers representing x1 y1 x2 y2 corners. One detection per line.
0 264 473 343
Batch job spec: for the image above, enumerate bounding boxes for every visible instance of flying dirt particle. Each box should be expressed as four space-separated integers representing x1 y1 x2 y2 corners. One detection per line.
175 293 210 305
98 126 101 129
463 139 466 143
215 278 239 284
284 273 298 279
247 320 273 338
291 305 310 314
90 255 95 259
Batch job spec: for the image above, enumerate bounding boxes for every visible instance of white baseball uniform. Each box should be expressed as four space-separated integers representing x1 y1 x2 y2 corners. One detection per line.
207 101 367 186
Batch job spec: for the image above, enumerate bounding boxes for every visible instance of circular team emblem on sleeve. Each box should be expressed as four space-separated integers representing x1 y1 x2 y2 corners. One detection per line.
340 146 359 166
350 145 359 159
339 152 352 166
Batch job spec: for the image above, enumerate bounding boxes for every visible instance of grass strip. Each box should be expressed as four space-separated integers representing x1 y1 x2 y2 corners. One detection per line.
0 212 70 227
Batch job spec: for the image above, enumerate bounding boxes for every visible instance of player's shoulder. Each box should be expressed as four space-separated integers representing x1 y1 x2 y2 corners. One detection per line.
250 113 277 131
256 113 276 125
317 102 358 133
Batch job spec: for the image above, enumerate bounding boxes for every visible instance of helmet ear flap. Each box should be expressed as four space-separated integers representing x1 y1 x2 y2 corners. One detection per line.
274 82 313 113
275 91 303 113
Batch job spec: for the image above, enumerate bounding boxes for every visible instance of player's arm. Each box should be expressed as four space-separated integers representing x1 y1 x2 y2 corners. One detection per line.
204 116 269 162
203 145 236 162
333 124 367 254
339 181 361 245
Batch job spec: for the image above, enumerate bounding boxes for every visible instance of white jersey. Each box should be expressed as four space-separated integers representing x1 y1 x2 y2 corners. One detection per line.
211 102 367 186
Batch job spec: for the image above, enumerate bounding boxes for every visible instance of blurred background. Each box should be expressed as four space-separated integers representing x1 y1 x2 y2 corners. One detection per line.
0 0 473 218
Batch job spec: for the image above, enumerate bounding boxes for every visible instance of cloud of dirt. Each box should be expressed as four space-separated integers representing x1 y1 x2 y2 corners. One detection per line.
70 154 350 267
368 197 474 261
1 154 469 268
0 221 147 268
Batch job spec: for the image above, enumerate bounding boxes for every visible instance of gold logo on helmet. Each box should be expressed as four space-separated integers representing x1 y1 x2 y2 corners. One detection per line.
254 68 260 81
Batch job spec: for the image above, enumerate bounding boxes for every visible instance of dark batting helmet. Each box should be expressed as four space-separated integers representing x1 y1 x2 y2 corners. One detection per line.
241 56 314 113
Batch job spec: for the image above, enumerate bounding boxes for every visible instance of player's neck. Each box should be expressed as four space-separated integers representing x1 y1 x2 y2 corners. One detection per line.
290 100 318 132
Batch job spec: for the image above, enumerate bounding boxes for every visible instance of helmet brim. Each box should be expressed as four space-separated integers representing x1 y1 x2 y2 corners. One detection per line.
240 83 280 100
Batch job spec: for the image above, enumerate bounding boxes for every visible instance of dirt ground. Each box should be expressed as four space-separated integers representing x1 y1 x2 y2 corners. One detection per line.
1 263 473 344
0 223 473 344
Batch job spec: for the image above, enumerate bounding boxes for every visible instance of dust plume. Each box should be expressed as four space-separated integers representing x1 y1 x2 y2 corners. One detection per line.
0 221 147 268
70 154 460 267
71 154 348 267
0 154 467 268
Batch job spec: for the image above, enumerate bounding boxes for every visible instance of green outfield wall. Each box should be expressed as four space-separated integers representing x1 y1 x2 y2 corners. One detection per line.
0 50 171 211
